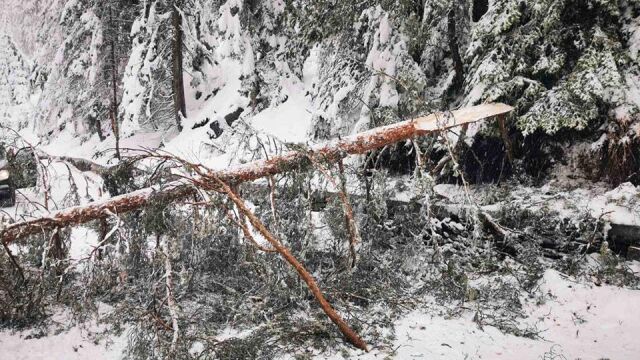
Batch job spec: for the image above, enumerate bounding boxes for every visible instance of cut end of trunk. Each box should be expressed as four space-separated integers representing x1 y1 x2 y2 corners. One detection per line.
414 103 514 133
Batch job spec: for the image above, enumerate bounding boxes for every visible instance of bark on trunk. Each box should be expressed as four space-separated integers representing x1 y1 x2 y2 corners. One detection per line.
109 4 121 159
1 104 513 245
1 183 195 244
172 3 186 132
161 236 180 354
448 8 464 92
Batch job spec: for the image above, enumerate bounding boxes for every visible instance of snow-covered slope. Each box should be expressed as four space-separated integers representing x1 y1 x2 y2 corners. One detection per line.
346 268 640 360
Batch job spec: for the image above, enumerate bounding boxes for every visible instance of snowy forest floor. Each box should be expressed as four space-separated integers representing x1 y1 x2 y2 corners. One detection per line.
1 145 639 359
2 264 640 359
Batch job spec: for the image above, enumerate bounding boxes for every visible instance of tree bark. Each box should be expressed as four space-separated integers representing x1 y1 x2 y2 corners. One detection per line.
109 3 121 159
498 114 514 163
172 2 186 131
448 8 464 92
0 104 513 245
160 236 180 354
337 160 360 268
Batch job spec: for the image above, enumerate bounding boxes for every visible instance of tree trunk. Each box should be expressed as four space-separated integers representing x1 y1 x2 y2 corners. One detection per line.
0 104 513 245
161 236 180 354
109 4 121 159
448 8 464 92
172 3 186 131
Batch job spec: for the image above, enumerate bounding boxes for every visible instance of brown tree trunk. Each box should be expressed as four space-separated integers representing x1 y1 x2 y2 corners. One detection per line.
172 3 186 131
498 114 514 163
0 104 513 245
1 183 196 245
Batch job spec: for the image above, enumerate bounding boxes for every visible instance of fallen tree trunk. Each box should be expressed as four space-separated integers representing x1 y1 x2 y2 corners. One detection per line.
1 182 196 244
1 103 513 244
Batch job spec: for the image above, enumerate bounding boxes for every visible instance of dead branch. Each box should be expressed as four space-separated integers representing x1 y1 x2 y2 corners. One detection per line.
160 236 180 354
42 154 110 174
213 177 369 351
222 203 277 253
337 160 360 268
309 153 360 268
2 241 25 284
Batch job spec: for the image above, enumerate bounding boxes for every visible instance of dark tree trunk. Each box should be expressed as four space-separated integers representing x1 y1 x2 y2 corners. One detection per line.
172 3 186 132
448 8 464 93
109 4 121 159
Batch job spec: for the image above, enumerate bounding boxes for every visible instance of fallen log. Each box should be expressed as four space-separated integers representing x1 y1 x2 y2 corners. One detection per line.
1 103 513 244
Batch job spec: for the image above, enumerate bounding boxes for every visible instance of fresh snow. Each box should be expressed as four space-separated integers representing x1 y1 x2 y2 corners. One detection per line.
434 180 640 230
249 85 313 142
310 268 640 360
2 267 640 359
0 307 127 360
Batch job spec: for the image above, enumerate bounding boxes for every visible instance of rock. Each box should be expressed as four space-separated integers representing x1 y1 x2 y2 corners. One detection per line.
224 107 244 126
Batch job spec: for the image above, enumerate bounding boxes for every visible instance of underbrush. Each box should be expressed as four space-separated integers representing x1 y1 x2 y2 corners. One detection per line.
1 169 639 359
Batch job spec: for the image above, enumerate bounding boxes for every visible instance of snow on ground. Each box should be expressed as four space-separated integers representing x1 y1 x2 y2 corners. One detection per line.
0 159 107 227
39 130 169 167
324 267 640 360
2 266 639 359
250 57 314 142
0 323 126 360
249 88 313 142
509 182 640 228
432 180 640 231
0 306 127 360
